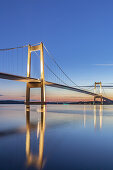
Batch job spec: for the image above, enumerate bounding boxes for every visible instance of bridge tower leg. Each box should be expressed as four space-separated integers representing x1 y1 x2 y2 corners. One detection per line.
40 43 45 103
26 43 45 105
26 45 31 105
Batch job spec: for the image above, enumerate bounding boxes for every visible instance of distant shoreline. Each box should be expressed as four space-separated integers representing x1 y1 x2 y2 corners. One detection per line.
0 100 113 105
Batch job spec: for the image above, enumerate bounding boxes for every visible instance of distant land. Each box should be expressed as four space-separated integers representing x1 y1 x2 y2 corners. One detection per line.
0 100 113 105
0 100 24 104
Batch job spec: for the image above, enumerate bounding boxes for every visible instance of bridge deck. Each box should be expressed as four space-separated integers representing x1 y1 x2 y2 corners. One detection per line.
0 72 40 83
45 81 97 96
45 81 112 101
0 72 112 102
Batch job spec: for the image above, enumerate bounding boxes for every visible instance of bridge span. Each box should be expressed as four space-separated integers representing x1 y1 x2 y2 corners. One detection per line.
0 72 112 103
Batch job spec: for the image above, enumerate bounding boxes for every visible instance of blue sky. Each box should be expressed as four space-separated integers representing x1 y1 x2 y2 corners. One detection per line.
0 0 113 101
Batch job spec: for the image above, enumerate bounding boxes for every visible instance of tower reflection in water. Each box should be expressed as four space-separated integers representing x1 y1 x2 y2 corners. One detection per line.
94 105 103 129
83 105 103 129
25 105 46 169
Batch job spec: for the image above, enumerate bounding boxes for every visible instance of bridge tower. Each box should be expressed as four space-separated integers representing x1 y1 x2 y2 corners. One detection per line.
26 42 45 105
94 81 103 104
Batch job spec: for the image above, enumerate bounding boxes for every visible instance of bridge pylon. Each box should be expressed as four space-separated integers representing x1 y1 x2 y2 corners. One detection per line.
26 42 45 105
94 81 103 105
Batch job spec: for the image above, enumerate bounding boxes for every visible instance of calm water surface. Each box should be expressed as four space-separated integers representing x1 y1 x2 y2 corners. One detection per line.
0 104 113 170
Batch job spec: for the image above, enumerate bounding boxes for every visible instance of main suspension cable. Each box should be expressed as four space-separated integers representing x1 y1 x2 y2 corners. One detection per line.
43 45 80 88
0 42 41 51
34 51 68 86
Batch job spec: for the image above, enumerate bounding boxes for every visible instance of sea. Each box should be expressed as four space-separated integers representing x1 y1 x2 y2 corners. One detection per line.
0 104 113 170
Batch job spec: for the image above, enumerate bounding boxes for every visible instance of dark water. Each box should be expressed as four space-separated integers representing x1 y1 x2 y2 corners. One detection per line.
0 104 113 170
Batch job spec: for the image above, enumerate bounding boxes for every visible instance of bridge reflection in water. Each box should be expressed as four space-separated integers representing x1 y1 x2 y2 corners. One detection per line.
26 105 46 169
25 104 103 169
0 104 110 170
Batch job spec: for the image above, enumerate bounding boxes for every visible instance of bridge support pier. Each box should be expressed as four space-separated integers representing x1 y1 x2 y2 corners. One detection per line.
26 83 30 105
94 95 103 105
25 43 45 105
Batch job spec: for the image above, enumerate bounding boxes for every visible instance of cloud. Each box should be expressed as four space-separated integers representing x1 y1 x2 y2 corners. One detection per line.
0 94 3 96
94 64 113 66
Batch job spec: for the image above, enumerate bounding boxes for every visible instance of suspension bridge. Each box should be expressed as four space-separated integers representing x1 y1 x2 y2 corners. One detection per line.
0 42 112 104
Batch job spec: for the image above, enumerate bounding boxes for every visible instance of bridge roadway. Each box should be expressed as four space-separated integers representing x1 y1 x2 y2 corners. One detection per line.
0 72 112 102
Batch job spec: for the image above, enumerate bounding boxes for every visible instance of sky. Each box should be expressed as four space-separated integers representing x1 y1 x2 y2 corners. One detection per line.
0 0 113 101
